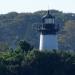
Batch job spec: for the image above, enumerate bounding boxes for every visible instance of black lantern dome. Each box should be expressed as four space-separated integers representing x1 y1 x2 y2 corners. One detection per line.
42 10 54 19
42 10 55 24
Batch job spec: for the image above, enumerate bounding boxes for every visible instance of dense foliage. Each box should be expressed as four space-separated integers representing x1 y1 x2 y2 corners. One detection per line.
0 49 75 75
19 40 33 52
59 20 75 50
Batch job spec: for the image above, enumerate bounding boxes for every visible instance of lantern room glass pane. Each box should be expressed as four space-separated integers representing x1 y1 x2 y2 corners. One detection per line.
45 19 54 24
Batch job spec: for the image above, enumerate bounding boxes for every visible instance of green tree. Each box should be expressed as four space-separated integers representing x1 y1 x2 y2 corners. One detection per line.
19 40 33 52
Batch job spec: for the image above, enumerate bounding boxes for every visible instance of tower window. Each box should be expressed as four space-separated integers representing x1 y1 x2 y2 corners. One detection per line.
45 18 54 24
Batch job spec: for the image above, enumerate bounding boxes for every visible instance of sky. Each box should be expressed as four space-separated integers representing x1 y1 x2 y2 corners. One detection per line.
0 0 75 14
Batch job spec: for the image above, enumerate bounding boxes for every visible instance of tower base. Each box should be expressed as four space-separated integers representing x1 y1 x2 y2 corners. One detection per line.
39 34 58 51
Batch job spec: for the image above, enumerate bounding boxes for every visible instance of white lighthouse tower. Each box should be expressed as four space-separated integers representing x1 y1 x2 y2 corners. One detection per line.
38 10 59 51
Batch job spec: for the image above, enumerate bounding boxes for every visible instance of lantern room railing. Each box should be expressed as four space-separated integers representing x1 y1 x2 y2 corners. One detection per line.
32 23 47 31
32 23 60 32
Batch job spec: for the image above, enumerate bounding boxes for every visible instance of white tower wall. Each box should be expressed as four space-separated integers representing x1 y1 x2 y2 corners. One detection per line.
39 33 58 51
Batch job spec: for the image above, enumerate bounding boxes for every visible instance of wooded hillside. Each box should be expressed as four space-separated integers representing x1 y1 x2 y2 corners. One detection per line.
0 10 75 50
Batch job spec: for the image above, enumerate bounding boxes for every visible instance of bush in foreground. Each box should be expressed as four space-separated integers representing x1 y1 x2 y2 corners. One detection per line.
0 50 75 75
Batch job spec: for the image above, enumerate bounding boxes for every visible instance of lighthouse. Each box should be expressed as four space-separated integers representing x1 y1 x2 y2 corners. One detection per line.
38 10 59 51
